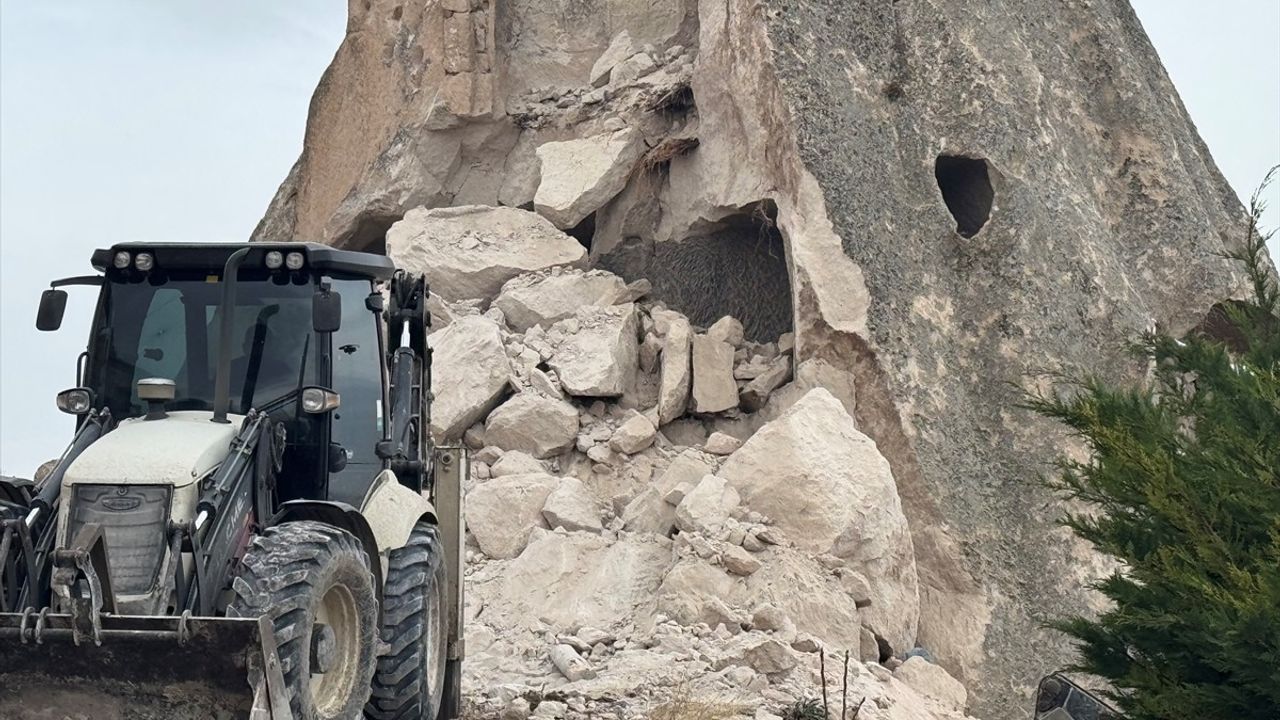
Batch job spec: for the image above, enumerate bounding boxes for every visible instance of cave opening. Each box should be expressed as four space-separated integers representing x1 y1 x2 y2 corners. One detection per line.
934 155 993 238
600 200 794 342
567 212 597 252
340 212 402 254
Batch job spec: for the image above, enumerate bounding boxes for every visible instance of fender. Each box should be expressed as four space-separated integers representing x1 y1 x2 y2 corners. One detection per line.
269 500 384 609
359 470 437 554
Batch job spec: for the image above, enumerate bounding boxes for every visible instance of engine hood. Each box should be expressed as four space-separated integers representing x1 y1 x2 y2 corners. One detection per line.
64 411 245 488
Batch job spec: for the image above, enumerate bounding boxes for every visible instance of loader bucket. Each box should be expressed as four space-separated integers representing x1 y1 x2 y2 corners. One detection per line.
0 611 291 720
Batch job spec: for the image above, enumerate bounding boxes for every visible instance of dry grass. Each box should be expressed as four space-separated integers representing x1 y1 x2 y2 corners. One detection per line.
639 136 700 173
648 685 749 720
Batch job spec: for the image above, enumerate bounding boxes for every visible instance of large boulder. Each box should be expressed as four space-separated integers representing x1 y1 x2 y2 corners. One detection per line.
547 305 640 398
718 388 919 651
497 533 669 632
428 316 511 441
655 313 693 424
466 473 559 559
534 129 645 229
690 335 737 413
485 393 580 459
387 206 585 302
494 268 629 332
895 656 968 713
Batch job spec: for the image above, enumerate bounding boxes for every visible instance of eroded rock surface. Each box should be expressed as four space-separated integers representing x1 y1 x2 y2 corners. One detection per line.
258 0 1272 716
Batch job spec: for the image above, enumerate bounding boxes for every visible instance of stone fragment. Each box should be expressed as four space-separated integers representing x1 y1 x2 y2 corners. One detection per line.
428 316 511 441
674 475 740 536
655 449 718 496
656 314 693 424
621 487 675 535
714 636 796 675
662 482 692 507
661 418 708 448
528 369 563 399
494 268 629 332
387 206 585 302
547 305 639 397
542 477 603 533
609 52 657 86
466 473 558 559
703 431 742 456
638 332 662 374
589 30 636 87
463 422 486 450
721 544 763 576
691 335 737 413
719 388 919 652
860 627 881 662
490 450 544 477
894 656 968 712
706 315 745 347
532 700 567 719
739 355 793 412
609 411 656 454
791 636 822 654
549 643 597 681
534 129 644 229
485 393 580 459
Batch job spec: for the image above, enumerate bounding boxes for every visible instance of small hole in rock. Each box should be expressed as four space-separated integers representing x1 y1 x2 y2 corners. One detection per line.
567 212 596 252
934 155 993 238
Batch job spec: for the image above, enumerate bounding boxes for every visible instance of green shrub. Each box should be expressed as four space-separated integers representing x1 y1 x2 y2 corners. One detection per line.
1027 172 1280 720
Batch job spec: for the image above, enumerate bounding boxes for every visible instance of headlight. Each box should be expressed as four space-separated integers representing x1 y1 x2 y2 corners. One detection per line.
265 251 284 269
56 387 93 415
113 251 132 269
285 251 305 271
301 387 341 414
134 252 154 271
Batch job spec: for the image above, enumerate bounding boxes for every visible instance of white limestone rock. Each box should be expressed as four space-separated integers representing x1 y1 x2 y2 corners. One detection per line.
894 656 968 713
387 205 585 302
428 315 511 441
608 410 657 454
494 268 629 332
466 473 559 559
718 388 920 652
656 313 693 424
534 129 644 229
541 477 603 533
547 304 640 398
485 393 580 459
690 335 737 413
589 30 637 87
674 475 740 536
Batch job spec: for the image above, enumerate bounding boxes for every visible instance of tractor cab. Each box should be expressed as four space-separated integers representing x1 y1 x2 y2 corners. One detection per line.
39 243 405 509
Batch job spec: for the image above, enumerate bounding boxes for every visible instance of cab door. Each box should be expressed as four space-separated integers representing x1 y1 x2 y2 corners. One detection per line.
325 279 387 507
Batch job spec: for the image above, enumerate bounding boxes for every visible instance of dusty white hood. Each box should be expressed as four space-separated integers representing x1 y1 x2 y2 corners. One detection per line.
64 411 245 488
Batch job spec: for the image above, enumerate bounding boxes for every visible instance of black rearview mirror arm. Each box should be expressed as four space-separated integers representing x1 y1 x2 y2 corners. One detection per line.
212 247 251 424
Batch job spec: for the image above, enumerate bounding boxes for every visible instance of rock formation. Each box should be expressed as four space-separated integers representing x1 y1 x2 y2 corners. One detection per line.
255 0 1272 716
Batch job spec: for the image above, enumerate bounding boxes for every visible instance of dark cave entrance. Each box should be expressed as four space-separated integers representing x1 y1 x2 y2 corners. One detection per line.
600 200 794 342
339 212 402 254
934 155 994 238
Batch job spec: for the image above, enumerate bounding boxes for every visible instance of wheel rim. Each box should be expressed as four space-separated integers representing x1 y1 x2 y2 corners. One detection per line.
427 575 446 709
311 583 361 715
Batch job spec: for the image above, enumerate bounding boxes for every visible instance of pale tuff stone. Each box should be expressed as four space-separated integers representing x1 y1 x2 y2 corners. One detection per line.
719 389 919 652
548 305 640 398
387 206 584 302
739 355 793 412
620 487 675 535
589 30 636 87
721 543 762 576
495 268 629 332
534 129 644 229
490 450 544 477
541 477 603 533
609 410 656 454
703 431 742 456
485 393 579 459
895 656 968 713
656 313 693 424
690 335 737 413
706 315 745 347
713 636 796 675
428 316 511 441
549 643 597 681
674 475 740 536
860 627 881 662
466 473 558 559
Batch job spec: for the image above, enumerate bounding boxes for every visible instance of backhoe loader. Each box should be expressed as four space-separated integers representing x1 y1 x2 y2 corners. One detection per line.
0 242 464 719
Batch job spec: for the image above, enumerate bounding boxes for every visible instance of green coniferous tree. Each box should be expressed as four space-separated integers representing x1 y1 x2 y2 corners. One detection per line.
1025 172 1280 720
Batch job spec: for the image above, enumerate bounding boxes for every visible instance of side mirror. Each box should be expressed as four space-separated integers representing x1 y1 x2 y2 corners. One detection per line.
37 289 68 331
328 442 349 473
1035 674 1119 719
313 287 342 333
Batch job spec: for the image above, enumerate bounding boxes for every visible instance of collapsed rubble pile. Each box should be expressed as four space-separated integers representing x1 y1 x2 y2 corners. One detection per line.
389 206 976 719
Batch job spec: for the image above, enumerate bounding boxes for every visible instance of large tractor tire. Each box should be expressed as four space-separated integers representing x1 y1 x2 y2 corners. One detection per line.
366 521 451 719
228 521 379 720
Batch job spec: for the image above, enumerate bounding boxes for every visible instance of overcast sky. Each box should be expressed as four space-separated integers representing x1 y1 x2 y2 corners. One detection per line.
0 1 1277 476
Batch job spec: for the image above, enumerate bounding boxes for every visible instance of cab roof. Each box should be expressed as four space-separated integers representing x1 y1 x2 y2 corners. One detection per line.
92 242 396 281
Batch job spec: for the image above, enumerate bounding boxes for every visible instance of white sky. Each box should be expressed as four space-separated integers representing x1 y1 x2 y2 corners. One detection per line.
0 1 1277 476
